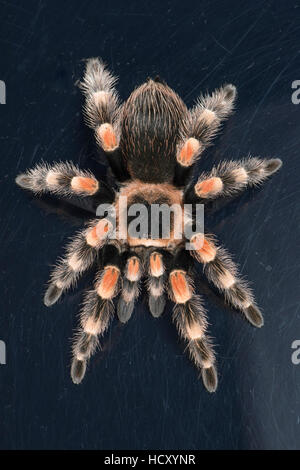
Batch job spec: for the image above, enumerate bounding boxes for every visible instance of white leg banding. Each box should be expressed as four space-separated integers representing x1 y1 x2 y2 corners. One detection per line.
218 270 236 289
186 321 204 340
68 253 84 272
201 358 213 369
93 90 110 106
198 109 217 125
46 170 61 187
55 281 64 288
231 167 248 184
84 316 101 335
149 282 164 297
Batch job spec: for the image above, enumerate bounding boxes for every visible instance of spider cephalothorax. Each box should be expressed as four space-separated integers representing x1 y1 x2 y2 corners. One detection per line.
116 181 185 247
16 58 282 392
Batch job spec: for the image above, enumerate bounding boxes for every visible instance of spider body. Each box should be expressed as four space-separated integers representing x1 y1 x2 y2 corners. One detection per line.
116 180 184 247
16 58 282 392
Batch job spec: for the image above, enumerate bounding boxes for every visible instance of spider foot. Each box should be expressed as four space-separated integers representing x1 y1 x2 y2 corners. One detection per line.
44 284 63 307
71 358 87 385
244 304 264 328
201 365 218 393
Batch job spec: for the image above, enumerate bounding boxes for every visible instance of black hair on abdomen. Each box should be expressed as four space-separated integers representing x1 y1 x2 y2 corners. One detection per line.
120 79 188 183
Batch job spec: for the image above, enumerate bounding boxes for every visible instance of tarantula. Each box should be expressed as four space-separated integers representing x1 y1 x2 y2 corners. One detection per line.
15 58 282 392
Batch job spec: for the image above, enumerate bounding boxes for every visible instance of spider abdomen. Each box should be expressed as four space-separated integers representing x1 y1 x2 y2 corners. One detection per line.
120 79 187 184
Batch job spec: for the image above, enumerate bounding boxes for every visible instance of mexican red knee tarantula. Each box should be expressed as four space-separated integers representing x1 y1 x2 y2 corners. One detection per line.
16 58 282 392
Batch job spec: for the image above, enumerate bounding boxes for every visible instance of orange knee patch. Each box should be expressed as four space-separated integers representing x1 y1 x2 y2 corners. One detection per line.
177 138 201 166
95 218 112 242
191 235 217 263
170 270 192 304
71 176 99 195
97 123 118 151
149 252 164 277
97 266 120 299
86 226 99 247
126 256 140 281
195 177 223 198
96 218 112 236
86 219 112 247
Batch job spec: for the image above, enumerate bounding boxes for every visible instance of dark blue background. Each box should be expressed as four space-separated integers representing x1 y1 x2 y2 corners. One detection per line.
0 0 300 450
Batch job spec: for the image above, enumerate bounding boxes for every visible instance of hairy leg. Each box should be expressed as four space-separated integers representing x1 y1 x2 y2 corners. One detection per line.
191 234 263 327
169 249 217 392
15 161 114 201
117 252 142 323
71 244 121 383
185 157 282 202
147 250 169 318
174 84 236 186
44 217 113 306
80 58 129 181
80 58 120 149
